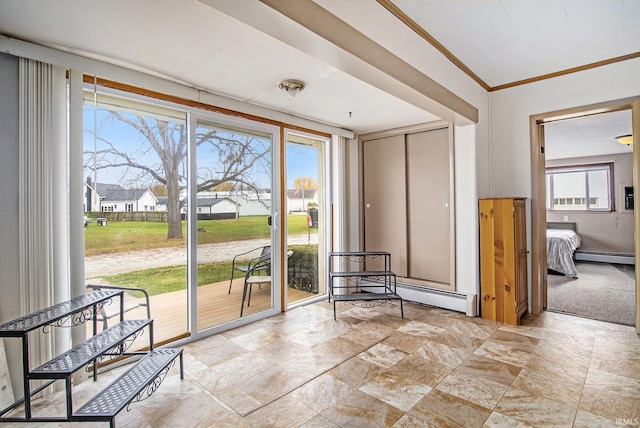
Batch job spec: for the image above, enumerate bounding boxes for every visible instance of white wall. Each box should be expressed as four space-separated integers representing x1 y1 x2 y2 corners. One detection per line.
546 152 634 254
490 58 640 199
454 124 478 296
490 57 640 312
211 199 237 214
138 191 157 211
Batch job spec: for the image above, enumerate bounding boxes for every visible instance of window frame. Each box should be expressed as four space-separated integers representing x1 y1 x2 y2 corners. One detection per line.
546 162 615 212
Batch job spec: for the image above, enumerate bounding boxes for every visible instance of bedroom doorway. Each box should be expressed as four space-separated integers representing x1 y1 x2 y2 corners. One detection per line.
544 111 634 325
530 97 640 332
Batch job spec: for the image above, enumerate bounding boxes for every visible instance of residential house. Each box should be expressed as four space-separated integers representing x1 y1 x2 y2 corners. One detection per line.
0 1 639 425
155 196 169 212
82 177 100 213
287 188 318 213
197 190 272 216
95 184 158 212
181 196 239 220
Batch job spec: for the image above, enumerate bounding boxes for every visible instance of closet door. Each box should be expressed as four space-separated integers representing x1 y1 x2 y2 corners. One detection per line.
363 135 407 276
406 129 451 285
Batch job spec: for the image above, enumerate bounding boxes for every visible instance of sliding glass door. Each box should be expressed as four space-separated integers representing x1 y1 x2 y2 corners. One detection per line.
285 132 328 308
83 90 189 344
82 84 283 344
193 118 277 332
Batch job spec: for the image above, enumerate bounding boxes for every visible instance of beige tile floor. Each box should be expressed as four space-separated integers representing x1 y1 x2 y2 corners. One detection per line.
7 299 640 427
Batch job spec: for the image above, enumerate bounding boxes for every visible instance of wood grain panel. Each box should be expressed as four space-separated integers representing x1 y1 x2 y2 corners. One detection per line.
479 198 527 325
479 199 497 321
500 199 517 325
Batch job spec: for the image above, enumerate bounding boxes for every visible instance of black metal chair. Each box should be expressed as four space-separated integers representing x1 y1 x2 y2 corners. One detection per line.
228 245 271 294
240 250 292 317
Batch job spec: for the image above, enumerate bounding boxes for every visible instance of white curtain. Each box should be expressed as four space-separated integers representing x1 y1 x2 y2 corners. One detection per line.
18 58 69 371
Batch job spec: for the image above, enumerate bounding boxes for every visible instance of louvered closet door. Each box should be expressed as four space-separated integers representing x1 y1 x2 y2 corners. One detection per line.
363 135 407 276
406 129 450 285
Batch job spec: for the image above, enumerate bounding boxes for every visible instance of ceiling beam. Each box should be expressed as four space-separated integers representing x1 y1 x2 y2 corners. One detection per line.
203 0 478 125
258 0 478 124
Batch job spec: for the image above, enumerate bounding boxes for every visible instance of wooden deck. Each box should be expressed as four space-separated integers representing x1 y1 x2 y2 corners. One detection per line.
93 279 317 345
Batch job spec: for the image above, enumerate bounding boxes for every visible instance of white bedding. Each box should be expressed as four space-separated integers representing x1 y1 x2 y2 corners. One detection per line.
547 229 581 278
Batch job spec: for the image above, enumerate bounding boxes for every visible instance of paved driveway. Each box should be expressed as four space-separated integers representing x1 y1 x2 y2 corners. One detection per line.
85 234 318 277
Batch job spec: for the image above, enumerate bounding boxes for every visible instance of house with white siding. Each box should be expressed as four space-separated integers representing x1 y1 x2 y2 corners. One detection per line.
84 182 158 212
180 196 239 219
287 189 318 212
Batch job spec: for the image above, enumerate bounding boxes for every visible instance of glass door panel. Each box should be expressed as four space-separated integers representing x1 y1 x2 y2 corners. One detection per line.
195 120 274 330
285 133 327 307
83 90 188 345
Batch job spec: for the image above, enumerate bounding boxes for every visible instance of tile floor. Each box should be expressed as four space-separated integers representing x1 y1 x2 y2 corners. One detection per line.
8 299 640 427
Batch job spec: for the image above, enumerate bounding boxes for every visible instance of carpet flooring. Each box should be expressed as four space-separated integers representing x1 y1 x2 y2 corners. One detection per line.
547 261 636 326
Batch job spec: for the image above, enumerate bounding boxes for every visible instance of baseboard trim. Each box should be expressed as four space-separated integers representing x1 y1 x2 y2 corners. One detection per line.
397 282 471 315
574 251 635 265
358 280 476 316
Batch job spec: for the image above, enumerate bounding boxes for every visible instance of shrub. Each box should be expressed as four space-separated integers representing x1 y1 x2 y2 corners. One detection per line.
288 244 318 293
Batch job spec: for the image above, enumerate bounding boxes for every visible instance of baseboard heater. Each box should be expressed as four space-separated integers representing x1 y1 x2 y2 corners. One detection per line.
574 251 635 265
360 280 475 316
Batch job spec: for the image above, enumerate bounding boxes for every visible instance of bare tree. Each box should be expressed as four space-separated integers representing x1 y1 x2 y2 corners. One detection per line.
85 112 270 239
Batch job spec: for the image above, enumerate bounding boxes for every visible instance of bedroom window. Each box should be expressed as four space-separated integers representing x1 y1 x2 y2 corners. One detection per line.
546 163 613 211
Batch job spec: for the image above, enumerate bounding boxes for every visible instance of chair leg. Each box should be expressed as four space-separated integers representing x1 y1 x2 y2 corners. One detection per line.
247 284 252 307
240 279 249 317
229 268 235 294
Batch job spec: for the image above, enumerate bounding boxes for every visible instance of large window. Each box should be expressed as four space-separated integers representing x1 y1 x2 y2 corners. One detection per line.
546 163 614 211
82 85 279 344
83 90 190 344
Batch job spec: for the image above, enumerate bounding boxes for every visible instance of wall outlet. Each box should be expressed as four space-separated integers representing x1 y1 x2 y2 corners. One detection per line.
563 215 569 222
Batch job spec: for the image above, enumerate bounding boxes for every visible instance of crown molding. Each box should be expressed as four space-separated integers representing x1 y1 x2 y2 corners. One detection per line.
379 0 640 93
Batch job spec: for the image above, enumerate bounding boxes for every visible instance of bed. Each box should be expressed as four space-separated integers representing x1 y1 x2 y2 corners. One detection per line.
546 222 581 278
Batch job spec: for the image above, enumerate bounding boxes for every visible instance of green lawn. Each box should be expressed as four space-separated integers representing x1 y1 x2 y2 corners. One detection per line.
102 244 317 297
102 262 235 297
85 215 311 256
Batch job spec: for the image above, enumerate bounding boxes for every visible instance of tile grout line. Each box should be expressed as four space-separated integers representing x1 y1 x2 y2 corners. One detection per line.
239 335 393 418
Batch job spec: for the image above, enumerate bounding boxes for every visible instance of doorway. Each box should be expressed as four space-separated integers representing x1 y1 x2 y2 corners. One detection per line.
529 97 640 332
543 110 635 325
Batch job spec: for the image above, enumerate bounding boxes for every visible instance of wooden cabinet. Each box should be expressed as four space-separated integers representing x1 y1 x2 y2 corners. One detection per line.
479 198 528 325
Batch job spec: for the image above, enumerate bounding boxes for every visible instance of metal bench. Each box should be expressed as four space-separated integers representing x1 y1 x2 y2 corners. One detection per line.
30 319 153 418
71 348 183 428
328 251 404 320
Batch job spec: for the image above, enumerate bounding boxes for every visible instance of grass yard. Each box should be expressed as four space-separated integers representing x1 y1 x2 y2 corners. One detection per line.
85 214 312 256
102 262 235 296
102 243 316 296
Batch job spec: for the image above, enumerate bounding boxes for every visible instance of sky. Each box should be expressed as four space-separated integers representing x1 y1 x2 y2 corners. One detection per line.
83 104 319 192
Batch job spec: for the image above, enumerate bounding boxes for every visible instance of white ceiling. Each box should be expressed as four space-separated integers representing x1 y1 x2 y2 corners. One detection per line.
393 0 640 88
0 0 637 143
545 109 633 160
